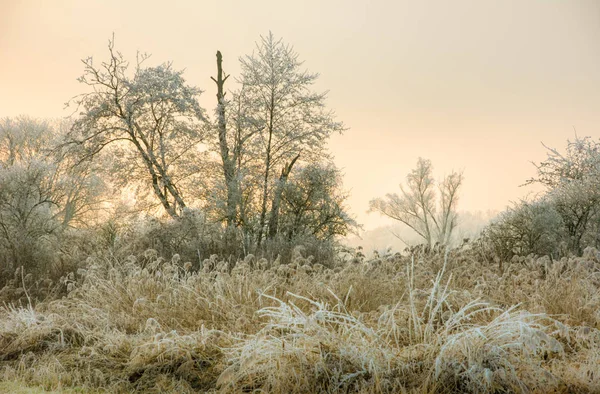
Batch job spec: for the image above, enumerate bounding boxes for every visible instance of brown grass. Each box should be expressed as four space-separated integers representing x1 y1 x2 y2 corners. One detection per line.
1 246 600 393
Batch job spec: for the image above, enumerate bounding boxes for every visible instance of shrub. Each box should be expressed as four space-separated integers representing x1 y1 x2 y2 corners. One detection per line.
479 198 565 262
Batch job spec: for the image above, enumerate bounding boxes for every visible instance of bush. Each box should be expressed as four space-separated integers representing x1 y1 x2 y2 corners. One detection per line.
479 199 565 262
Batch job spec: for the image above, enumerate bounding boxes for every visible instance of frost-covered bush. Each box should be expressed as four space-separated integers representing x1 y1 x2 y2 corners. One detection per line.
480 198 565 261
99 209 244 266
527 135 600 255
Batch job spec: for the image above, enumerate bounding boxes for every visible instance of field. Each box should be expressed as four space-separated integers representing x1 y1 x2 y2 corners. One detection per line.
1 245 599 393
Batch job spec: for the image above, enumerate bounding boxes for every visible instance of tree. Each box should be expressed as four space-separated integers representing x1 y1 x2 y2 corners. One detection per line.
210 50 236 228
369 158 464 248
0 116 53 166
208 51 264 234
0 117 103 274
0 160 62 273
527 136 600 188
238 32 345 246
268 153 300 239
278 163 358 240
67 38 207 218
437 171 463 245
526 136 600 254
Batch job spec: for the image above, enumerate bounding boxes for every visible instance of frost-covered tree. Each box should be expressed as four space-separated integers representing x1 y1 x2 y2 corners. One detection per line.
238 32 345 246
0 117 103 274
279 163 358 241
0 160 62 272
210 50 236 228
369 158 464 248
66 38 207 218
527 136 600 188
526 136 600 253
0 117 53 166
208 51 264 232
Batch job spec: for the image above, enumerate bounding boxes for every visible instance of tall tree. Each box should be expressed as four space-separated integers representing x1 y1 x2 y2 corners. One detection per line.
208 53 263 241
211 50 237 228
67 38 207 218
238 32 345 245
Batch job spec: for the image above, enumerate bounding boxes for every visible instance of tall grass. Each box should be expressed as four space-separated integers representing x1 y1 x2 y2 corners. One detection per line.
1 247 600 392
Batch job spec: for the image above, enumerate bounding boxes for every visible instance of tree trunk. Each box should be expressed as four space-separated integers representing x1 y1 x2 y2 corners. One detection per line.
211 51 237 227
256 146 271 247
128 134 180 218
268 154 300 239
256 91 275 247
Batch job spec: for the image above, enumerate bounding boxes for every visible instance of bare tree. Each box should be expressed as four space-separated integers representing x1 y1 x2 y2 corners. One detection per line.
0 117 53 165
66 38 207 218
369 158 464 248
211 50 237 228
437 171 462 245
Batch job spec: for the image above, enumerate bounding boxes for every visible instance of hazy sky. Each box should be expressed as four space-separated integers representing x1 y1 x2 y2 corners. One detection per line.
1 0 599 229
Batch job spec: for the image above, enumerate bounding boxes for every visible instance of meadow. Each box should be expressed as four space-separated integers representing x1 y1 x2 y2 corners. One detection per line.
1 243 599 393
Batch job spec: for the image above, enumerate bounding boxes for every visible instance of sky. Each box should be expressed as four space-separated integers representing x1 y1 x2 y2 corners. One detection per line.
1 0 599 230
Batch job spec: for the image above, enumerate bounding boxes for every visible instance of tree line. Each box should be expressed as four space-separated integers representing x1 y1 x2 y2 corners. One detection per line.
1 32 597 284
0 33 358 279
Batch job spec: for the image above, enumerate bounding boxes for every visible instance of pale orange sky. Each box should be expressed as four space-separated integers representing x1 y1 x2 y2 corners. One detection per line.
1 0 599 229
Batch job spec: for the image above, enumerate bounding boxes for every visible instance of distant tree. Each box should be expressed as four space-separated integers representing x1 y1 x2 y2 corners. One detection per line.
369 158 463 248
437 170 463 245
0 116 53 165
66 38 207 218
237 32 345 246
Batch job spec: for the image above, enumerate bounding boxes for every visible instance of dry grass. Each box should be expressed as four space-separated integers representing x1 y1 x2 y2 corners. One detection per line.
1 246 600 393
